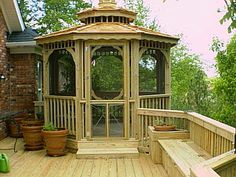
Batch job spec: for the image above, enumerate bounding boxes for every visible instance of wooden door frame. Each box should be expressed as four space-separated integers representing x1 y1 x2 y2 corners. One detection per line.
84 40 130 140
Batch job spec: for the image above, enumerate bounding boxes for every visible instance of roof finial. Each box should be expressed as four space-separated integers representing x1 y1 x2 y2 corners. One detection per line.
99 0 117 7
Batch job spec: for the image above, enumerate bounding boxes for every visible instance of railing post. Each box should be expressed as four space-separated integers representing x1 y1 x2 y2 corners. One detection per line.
234 128 236 154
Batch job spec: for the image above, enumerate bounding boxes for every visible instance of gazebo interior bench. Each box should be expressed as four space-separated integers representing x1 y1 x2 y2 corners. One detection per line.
158 139 212 177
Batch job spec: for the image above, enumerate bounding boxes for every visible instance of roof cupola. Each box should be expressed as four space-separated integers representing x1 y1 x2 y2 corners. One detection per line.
77 0 136 25
99 0 117 7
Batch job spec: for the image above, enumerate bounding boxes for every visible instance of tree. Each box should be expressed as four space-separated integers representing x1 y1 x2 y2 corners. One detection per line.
124 0 210 114
171 43 211 115
211 35 236 126
17 0 91 34
139 55 158 93
124 0 159 31
220 0 236 32
17 0 32 27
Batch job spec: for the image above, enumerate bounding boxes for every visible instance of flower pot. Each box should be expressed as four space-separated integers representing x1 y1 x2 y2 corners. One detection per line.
154 125 176 131
0 120 7 141
8 117 25 138
22 125 44 151
42 129 68 156
22 119 44 126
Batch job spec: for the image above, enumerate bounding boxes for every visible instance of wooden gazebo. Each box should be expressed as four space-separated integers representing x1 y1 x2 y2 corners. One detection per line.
36 0 178 146
1 0 235 176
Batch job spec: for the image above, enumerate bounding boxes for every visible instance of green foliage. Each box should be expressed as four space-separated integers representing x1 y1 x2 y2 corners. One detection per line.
211 37 225 52
220 0 236 32
124 0 160 31
211 35 236 126
92 56 123 92
171 43 211 115
139 55 157 92
59 55 75 95
49 50 75 96
43 122 58 131
154 119 165 125
18 0 91 34
17 0 32 26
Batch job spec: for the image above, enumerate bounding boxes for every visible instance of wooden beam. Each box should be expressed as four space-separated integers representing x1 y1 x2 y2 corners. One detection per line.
84 42 91 139
131 40 140 139
75 40 81 140
137 108 187 119
187 112 235 142
124 41 130 139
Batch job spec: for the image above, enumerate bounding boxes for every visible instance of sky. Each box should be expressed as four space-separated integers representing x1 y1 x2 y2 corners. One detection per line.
87 0 233 77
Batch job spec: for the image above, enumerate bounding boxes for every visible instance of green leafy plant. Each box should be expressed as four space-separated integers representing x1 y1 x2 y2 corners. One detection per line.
43 122 58 131
154 119 172 126
154 119 165 126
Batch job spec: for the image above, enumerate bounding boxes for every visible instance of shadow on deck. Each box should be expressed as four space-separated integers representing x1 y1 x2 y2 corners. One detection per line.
0 137 169 177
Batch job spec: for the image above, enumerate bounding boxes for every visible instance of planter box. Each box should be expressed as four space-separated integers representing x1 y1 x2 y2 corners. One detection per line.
148 126 190 164
0 120 7 140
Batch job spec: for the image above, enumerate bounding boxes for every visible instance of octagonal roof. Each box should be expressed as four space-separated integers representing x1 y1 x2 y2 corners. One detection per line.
36 0 179 45
36 22 178 44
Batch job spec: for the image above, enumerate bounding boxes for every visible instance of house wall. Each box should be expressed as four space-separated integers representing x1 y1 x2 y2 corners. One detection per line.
0 9 10 114
0 9 37 115
9 54 37 113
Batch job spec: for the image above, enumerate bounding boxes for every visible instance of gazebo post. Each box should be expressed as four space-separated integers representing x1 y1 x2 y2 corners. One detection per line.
43 50 51 123
234 128 236 154
75 40 81 140
131 40 140 139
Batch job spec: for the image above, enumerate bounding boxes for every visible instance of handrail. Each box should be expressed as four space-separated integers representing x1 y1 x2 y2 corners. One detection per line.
187 112 235 142
44 95 76 100
137 108 188 119
139 94 170 109
191 150 236 177
137 108 235 142
44 96 77 137
137 108 235 156
139 94 171 99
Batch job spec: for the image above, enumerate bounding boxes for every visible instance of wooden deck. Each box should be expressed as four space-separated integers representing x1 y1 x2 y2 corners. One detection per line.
0 137 169 177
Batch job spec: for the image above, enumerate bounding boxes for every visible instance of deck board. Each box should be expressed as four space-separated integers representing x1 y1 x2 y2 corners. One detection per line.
0 137 169 177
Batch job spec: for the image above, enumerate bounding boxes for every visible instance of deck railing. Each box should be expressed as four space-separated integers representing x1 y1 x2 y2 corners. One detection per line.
137 109 189 148
139 94 170 109
191 150 236 177
33 101 44 118
137 108 235 157
44 95 77 136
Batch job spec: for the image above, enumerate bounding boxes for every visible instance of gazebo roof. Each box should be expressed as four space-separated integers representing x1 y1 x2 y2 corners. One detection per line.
36 0 179 45
36 22 179 45
77 6 137 23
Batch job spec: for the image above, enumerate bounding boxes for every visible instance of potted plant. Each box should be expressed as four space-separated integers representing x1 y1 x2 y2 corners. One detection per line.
153 119 176 131
21 118 44 151
36 112 44 121
42 122 68 156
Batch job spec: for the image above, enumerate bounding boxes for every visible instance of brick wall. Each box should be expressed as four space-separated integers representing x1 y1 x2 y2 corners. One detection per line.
9 54 37 113
0 9 38 115
0 9 10 114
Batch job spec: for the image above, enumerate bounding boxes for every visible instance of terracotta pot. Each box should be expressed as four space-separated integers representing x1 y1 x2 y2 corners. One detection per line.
21 119 44 126
42 129 68 156
13 112 29 119
154 125 176 131
0 121 7 140
22 125 44 151
8 117 25 138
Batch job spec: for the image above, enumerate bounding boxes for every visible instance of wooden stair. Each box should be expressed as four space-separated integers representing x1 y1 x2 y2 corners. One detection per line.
76 140 139 158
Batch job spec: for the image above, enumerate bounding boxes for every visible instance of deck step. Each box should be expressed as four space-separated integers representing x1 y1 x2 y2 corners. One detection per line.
78 140 139 149
76 147 139 159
